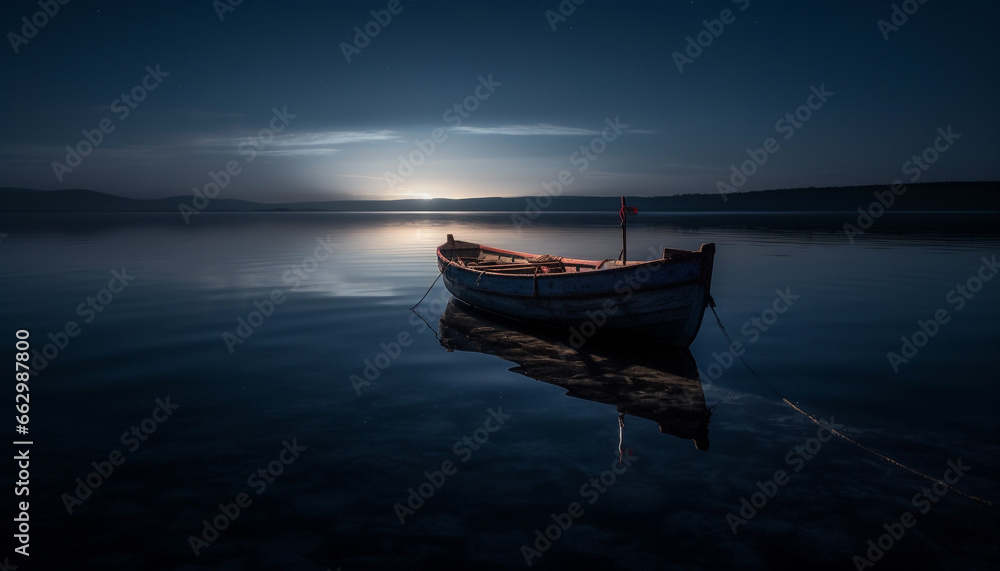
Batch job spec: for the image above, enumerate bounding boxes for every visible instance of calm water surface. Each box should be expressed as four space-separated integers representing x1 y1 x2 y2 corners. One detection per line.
1 212 998 570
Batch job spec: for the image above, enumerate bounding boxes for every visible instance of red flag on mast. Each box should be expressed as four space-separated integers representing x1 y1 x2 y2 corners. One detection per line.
619 196 637 262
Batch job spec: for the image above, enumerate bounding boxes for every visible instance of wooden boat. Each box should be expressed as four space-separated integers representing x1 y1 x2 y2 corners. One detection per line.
437 234 716 347
439 299 711 449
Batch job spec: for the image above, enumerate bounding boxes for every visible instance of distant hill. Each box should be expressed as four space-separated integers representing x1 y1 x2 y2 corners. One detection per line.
1 182 997 213
0 188 265 212
634 181 1000 212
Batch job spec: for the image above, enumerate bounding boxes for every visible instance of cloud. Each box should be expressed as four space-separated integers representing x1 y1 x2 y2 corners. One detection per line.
268 130 399 146
450 123 658 136
197 129 399 147
192 129 400 156
1 129 401 166
254 148 342 156
333 174 391 181
450 124 603 136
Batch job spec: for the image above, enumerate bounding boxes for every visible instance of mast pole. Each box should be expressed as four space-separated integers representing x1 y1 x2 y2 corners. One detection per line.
620 196 627 263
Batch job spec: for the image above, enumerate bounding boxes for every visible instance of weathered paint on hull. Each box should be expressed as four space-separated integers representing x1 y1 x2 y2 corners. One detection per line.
437 238 716 347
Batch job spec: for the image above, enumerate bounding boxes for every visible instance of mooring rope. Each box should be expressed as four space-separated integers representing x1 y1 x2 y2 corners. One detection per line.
705 296 736 410
409 264 445 311
408 307 442 341
706 297 994 509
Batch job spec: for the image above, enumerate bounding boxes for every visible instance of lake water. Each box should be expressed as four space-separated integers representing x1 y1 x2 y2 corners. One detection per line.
1 211 998 570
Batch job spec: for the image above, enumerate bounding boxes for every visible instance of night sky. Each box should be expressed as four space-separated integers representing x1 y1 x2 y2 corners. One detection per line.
2 0 998 202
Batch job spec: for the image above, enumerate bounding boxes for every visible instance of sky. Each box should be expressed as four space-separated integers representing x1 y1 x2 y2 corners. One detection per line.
1 0 998 203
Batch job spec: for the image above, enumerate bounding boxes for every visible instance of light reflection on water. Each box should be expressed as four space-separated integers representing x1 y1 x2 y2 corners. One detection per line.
1 212 997 570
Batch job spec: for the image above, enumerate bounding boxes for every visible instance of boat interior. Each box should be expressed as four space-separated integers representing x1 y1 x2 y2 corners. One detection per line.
440 235 691 275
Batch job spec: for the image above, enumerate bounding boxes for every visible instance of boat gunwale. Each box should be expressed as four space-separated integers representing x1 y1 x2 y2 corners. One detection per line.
437 241 710 280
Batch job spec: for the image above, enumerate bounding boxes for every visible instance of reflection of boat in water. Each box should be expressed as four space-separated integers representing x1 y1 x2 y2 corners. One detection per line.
438 300 711 450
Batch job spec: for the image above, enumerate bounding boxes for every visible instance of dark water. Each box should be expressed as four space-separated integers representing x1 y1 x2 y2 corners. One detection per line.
1 212 998 570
